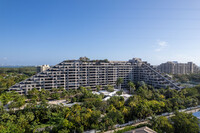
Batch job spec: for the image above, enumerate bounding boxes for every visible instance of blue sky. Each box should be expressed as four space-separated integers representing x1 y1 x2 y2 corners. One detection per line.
1 0 200 66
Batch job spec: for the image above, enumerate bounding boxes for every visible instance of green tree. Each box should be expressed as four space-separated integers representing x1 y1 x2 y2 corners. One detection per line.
54 119 73 133
171 112 199 133
136 87 153 100
101 116 115 131
150 116 174 133
116 78 123 90
105 85 114 92
116 90 123 95
51 93 61 100
107 110 124 124
96 85 101 92
134 100 153 119
127 81 136 94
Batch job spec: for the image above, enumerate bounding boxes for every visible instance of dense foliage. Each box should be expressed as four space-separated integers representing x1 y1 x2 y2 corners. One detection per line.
174 73 200 83
0 83 200 132
150 111 199 133
0 67 36 93
0 68 200 132
0 67 36 75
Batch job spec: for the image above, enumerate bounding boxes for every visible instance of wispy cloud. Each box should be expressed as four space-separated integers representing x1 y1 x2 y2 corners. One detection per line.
155 40 168 52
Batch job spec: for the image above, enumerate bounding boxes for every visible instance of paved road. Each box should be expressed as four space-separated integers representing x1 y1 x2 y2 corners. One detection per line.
104 121 149 133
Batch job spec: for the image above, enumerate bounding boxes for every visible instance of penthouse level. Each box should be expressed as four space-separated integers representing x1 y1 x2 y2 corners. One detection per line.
9 57 182 95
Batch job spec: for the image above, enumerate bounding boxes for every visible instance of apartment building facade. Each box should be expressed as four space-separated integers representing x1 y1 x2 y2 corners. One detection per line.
9 58 181 94
36 64 50 73
157 61 199 74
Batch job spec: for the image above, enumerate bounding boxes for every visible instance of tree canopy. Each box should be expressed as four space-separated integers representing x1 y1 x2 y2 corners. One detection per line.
0 68 200 132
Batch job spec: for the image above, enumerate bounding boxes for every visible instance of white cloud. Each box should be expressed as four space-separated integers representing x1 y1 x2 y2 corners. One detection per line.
155 40 168 52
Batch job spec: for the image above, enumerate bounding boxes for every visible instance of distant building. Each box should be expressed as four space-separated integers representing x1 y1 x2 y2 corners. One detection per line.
9 58 182 95
124 126 157 133
37 65 50 73
157 61 199 74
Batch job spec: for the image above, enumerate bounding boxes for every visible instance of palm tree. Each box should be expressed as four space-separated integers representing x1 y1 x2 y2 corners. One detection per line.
127 81 136 94
116 78 123 90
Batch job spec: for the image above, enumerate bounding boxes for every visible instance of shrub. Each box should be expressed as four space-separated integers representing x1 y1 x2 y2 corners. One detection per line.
116 91 123 95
